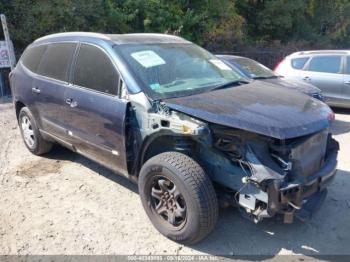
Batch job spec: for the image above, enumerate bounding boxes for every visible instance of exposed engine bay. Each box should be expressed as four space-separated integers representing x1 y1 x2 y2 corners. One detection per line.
209 125 339 223
126 95 339 224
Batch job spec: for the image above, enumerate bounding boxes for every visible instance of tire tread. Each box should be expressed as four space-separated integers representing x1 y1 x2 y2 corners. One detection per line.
149 152 218 244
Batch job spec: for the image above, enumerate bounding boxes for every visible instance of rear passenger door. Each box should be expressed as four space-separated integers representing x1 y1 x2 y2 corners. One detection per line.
63 43 128 175
34 42 77 138
301 55 343 103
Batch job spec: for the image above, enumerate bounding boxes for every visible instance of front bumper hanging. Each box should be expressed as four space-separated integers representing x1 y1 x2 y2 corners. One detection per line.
266 139 339 223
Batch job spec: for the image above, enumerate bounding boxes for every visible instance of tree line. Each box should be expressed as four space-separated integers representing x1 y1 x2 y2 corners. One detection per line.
1 0 350 54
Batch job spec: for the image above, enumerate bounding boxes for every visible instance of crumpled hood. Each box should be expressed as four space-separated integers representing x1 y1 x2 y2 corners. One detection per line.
164 81 332 139
263 78 321 95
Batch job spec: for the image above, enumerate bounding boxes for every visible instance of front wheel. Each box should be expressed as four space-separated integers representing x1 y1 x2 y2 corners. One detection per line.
138 152 218 244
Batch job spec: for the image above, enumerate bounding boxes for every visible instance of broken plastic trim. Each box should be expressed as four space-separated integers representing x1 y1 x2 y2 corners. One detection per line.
210 124 338 223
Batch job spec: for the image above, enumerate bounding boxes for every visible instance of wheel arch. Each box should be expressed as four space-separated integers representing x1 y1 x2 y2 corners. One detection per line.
133 132 201 178
15 100 26 120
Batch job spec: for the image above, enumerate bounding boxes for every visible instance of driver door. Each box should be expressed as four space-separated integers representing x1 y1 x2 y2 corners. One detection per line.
61 43 129 175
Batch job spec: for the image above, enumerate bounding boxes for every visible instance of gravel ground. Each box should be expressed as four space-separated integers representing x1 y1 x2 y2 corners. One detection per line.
0 102 350 257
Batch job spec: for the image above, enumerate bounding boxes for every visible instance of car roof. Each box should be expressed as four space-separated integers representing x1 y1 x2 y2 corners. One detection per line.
289 50 350 57
33 32 191 45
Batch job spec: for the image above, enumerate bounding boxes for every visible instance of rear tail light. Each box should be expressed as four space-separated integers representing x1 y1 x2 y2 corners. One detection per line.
328 111 335 122
274 58 288 76
274 60 283 71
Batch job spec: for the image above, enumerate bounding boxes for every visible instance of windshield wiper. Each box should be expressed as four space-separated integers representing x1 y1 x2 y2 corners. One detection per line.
253 76 278 80
210 79 250 91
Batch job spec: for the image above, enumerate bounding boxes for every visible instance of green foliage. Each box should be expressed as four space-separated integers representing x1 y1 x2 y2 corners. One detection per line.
1 0 350 52
0 0 108 52
236 0 350 48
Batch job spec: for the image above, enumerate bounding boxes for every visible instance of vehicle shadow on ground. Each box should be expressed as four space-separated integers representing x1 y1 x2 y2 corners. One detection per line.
44 144 138 194
332 107 350 115
191 169 350 258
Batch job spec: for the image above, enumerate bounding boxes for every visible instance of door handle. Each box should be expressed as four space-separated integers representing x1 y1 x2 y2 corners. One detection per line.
31 87 41 94
345 81 350 85
65 98 78 108
302 76 311 81
65 98 72 105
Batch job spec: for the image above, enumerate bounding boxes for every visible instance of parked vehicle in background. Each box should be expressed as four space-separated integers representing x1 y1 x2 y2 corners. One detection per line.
217 55 324 100
10 32 339 244
275 50 350 108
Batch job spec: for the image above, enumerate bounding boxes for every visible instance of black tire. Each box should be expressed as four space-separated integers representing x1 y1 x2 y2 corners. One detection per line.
18 107 53 155
138 152 218 244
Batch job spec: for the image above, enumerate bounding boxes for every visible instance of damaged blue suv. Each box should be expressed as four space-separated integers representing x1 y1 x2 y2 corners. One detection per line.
10 32 339 244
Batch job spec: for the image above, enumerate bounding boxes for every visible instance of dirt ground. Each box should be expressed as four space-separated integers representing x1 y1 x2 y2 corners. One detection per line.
0 102 350 257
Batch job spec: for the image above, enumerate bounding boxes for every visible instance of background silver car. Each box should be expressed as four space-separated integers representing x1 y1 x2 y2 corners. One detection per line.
275 50 350 108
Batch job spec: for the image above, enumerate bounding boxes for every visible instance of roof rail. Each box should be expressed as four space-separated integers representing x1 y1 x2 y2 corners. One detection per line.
34 32 110 42
297 50 349 55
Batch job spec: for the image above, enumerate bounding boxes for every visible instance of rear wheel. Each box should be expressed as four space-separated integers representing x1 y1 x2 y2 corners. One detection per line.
18 107 53 155
138 152 218 244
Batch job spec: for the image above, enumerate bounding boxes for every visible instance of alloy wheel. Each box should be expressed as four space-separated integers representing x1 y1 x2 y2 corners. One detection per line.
21 115 35 148
150 176 187 228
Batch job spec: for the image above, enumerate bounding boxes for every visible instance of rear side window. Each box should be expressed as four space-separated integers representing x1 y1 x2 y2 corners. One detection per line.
291 57 309 69
37 43 76 82
21 45 47 73
73 44 119 95
346 57 350 74
308 56 341 74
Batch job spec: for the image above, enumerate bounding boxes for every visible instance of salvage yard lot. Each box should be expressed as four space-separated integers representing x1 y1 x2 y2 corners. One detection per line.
0 102 350 256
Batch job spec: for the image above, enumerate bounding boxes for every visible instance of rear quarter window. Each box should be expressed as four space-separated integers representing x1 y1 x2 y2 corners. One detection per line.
291 57 309 69
37 43 77 82
21 45 47 73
